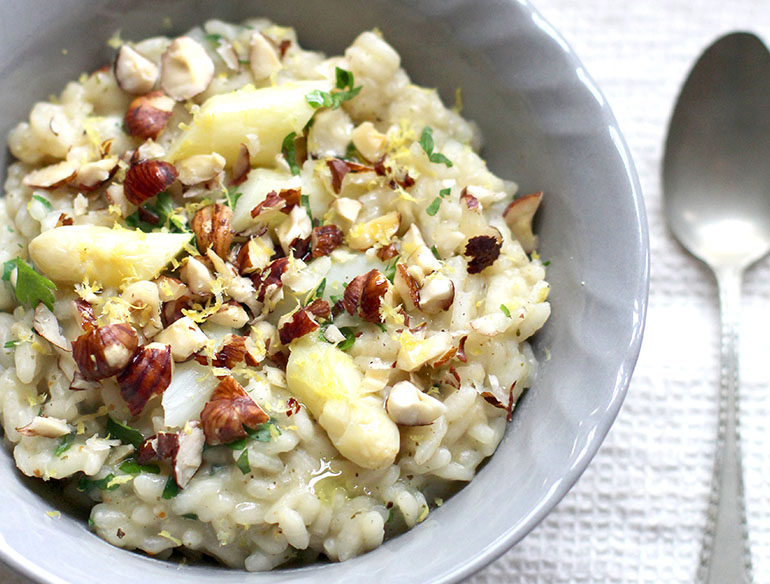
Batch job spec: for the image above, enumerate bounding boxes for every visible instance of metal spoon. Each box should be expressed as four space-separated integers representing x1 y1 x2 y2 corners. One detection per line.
663 32 770 584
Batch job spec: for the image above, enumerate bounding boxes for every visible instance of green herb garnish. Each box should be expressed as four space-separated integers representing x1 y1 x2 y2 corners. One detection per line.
235 450 250 475
282 131 301 176
182 513 198 520
430 245 442 260
543 260 551 266
224 187 242 209
225 437 249 450
245 418 281 443
119 458 161 475
500 304 512 318
1 258 56 311
313 278 327 300
54 433 75 457
305 67 362 111
161 476 180 499
300 192 313 222
125 191 187 233
106 417 144 449
344 141 359 161
425 187 452 216
3 340 19 349
32 194 52 210
338 327 356 351
419 127 453 167
205 33 223 44
383 256 399 283
78 473 120 492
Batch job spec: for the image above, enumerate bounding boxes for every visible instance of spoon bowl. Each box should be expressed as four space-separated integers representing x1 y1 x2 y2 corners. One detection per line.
663 31 770 584
664 32 770 270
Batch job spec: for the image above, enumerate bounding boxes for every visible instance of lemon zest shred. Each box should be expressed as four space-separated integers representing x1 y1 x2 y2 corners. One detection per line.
158 530 182 546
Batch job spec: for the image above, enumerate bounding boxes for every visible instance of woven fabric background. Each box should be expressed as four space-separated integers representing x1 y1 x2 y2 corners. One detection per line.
3 1 770 582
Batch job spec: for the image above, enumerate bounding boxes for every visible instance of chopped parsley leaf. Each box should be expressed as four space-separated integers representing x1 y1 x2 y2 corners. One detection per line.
300 192 313 222
223 187 242 209
1 258 56 311
119 458 161 475
425 187 452 216
500 304 512 318
78 473 120 492
282 131 301 176
236 450 250 475
337 327 356 351
161 476 180 499
305 67 362 111
3 340 19 349
313 278 326 300
125 191 188 233
384 256 399 283
419 127 453 167
245 418 281 443
54 433 75 457
543 260 551 266
105 417 144 449
430 245 442 260
205 33 223 44
32 194 52 210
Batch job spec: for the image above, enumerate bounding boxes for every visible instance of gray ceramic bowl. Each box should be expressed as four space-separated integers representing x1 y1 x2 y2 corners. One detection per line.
0 1 648 583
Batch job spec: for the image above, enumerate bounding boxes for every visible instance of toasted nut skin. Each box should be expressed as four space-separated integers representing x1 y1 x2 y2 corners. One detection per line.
279 308 320 345
191 203 233 258
136 422 204 488
124 91 175 140
72 323 138 381
249 32 282 81
343 269 389 324
393 264 420 311
22 161 77 190
200 376 268 445
311 224 344 258
160 36 215 101
418 273 455 314
123 160 178 205
114 45 159 95
231 143 251 186
33 304 69 351
464 229 503 274
74 158 119 192
235 236 273 275
16 415 71 438
117 342 173 416
502 191 543 253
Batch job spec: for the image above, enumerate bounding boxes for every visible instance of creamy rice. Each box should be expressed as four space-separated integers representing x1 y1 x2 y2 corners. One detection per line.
0 18 550 569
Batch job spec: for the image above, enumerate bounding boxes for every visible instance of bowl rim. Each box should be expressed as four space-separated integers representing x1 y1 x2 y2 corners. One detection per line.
443 1 650 579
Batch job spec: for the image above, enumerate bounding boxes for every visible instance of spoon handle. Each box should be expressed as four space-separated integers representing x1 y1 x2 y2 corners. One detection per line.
700 267 752 584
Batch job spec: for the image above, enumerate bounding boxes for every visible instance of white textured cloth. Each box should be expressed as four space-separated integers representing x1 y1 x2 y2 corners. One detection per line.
3 2 770 583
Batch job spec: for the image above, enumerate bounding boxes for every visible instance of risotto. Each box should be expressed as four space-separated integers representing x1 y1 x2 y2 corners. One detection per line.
0 18 549 569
